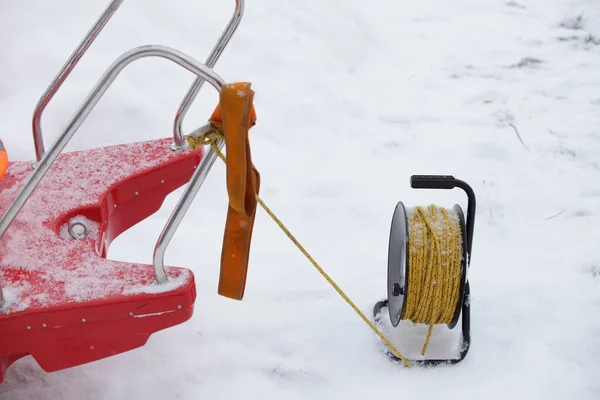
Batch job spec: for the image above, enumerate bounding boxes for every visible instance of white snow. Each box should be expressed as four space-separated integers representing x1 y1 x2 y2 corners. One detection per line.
1 0 600 398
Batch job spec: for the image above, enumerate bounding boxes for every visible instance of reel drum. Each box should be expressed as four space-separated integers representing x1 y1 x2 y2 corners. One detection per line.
387 202 467 330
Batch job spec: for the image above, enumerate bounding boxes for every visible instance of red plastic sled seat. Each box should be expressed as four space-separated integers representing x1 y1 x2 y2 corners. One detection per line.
0 138 203 383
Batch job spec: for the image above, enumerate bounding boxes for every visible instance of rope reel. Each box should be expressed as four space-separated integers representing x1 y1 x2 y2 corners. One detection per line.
374 175 476 366
189 112 478 367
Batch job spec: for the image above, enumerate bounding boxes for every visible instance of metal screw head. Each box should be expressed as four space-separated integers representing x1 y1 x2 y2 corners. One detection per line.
42 324 47 328
177 305 182 310
129 312 133 316
68 218 89 240
170 141 189 151
81 318 86 323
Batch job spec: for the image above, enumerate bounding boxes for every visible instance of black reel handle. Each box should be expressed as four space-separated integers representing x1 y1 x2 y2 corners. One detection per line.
410 175 456 190
410 175 476 262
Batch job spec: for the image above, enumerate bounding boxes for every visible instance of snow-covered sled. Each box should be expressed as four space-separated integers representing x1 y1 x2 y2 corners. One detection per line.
0 0 247 382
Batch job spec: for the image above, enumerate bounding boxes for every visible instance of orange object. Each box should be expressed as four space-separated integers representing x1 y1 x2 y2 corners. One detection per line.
0 140 7 180
209 82 260 300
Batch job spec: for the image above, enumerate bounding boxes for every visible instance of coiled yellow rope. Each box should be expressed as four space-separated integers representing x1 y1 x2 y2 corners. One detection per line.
188 128 463 366
404 205 463 355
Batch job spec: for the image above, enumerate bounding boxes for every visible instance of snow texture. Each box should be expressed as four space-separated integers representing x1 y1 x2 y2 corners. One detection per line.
1 0 600 398
0 138 193 313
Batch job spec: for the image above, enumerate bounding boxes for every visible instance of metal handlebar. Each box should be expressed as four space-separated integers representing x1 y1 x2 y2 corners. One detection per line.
172 0 244 149
153 130 224 283
32 0 124 161
0 46 225 295
32 0 244 161
1 0 245 308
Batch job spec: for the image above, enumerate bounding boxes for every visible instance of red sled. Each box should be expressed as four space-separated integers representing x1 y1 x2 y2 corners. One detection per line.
0 0 244 383
0 138 202 382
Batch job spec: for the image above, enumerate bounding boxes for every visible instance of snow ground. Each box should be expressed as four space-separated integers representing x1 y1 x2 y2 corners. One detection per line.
1 0 600 398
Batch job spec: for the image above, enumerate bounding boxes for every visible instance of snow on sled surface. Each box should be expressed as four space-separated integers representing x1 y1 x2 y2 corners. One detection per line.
0 138 200 314
1 0 600 399
0 137 202 383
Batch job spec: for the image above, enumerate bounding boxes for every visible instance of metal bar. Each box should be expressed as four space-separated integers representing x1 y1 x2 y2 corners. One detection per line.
0 46 225 295
171 0 244 149
32 0 124 162
33 0 244 159
153 140 224 283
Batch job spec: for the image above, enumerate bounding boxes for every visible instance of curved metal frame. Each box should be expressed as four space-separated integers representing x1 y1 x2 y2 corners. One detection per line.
0 46 225 307
153 138 224 283
32 0 244 161
172 0 244 149
32 0 124 161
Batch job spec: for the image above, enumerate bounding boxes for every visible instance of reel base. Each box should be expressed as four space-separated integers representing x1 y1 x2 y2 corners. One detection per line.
373 281 471 366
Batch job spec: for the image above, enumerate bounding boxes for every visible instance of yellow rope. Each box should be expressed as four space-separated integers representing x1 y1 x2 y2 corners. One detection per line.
404 205 463 355
188 128 463 366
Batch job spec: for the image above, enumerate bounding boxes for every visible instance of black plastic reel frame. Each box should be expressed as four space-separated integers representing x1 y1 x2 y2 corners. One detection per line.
373 175 476 367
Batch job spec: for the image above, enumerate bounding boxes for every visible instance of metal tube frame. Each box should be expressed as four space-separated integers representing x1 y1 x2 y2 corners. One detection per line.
32 0 244 161
172 0 244 149
1 0 245 308
32 0 123 161
0 46 226 312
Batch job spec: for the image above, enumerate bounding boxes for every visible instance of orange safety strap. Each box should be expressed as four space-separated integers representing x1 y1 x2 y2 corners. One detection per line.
0 140 7 180
208 82 260 300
